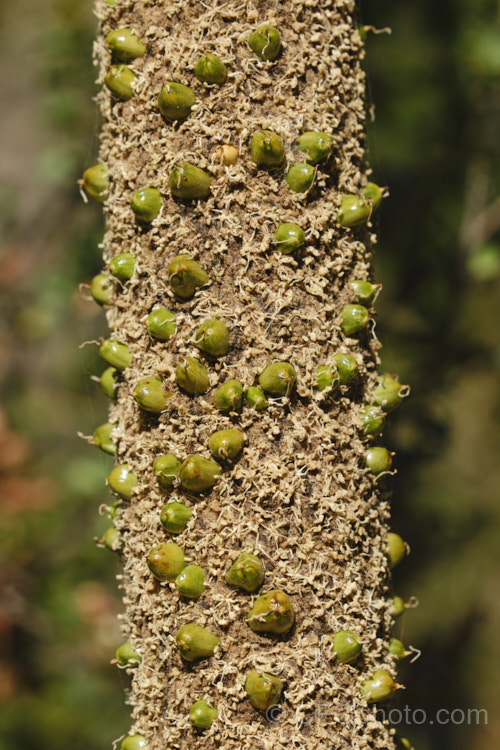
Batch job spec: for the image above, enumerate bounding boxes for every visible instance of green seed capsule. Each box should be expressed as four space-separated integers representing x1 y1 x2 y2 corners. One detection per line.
337 194 372 228
363 182 386 210
316 365 340 393
359 405 386 437
105 28 146 62
99 339 131 370
225 552 265 593
158 82 196 121
168 255 209 299
82 164 109 203
213 380 244 413
341 303 370 336
286 163 315 193
395 737 413 750
92 422 116 455
115 642 141 667
154 454 180 491
102 526 121 551
133 376 170 413
104 64 137 101
274 223 305 254
175 357 210 395
178 455 222 493
193 318 230 357
208 428 245 462
249 130 285 169
365 446 393 474
121 735 148 750
160 501 192 534
248 25 281 61
246 589 295 635
350 279 380 306
100 367 120 399
109 253 136 281
176 565 205 598
146 308 176 340
373 373 409 412
259 361 296 397
244 670 283 712
297 131 333 165
387 532 407 569
90 273 113 306
331 630 362 664
107 465 138 500
332 352 359 385
130 187 162 223
392 595 406 619
194 53 227 84
169 163 211 201
147 542 185 581
175 623 220 662
360 669 399 704
389 638 410 661
245 386 268 411
189 699 218 730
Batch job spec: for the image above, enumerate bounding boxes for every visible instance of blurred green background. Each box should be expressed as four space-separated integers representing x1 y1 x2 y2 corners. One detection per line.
0 1 498 748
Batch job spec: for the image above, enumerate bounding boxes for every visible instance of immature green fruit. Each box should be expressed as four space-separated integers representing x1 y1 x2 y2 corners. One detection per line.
249 130 285 169
82 164 108 203
189 699 218 730
147 542 185 581
350 279 381 306
194 53 227 84
175 623 220 662
146 308 176 340
359 405 386 437
387 532 407 569
168 255 209 299
259 361 296 397
246 589 295 635
158 82 196 121
121 735 148 750
286 163 315 193
175 357 210 395
337 194 372 228
360 669 399 703
213 380 244 413
244 670 283 712
176 565 205 598
373 373 409 412
225 552 265 593
297 131 333 165
105 28 145 61
332 352 359 385
395 738 413 750
341 303 370 336
90 274 113 306
316 365 340 393
92 422 116 455
193 318 230 357
100 367 120 399
133 376 170 413
392 595 406 619
389 638 410 661
99 339 131 370
107 465 138 499
154 454 180 491
208 429 245 462
331 630 362 664
363 182 386 210
102 526 121 551
274 222 305 254
365 446 393 475
104 64 137 101
109 253 136 281
160 501 192 534
245 386 268 411
169 163 211 201
248 25 281 61
130 187 162 223
115 642 141 667
178 455 222 493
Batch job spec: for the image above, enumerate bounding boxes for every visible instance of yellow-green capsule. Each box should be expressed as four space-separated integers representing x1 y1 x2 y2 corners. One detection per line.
392 595 406 619
92 422 116 455
387 532 407 569
360 669 399 703
373 373 409 412
189 699 218 730
105 28 145 62
194 53 227 84
245 386 268 411
225 552 264 593
297 131 333 165
316 365 340 393
286 163 315 193
389 638 410 661
115 642 141 667
395 737 413 750
274 223 305 254
175 357 210 395
249 130 285 169
208 428 245 462
102 526 121 551
107 465 138 500
365 446 393 474
337 194 372 228
176 564 205 598
169 163 211 201
332 352 359 384
130 187 162 223
246 589 295 635
82 164 108 203
104 64 137 101
99 339 131 370
213 380 243 413
168 255 209 299
350 279 381 306
109 253 136 281
158 82 196 121
175 623 220 662
193 318 230 357
259 361 296 397
121 735 148 750
133 376 170 413
147 541 185 581
359 405 386 437
146 308 176 340
341 303 370 336
331 630 362 664
90 274 113 306
178 455 222 493
248 25 281 61
100 367 120 399
363 181 386 210
160 501 192 534
154 454 179 491
244 670 283 712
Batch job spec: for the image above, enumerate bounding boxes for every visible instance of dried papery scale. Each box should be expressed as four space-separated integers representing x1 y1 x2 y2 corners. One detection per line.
89 1 409 748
